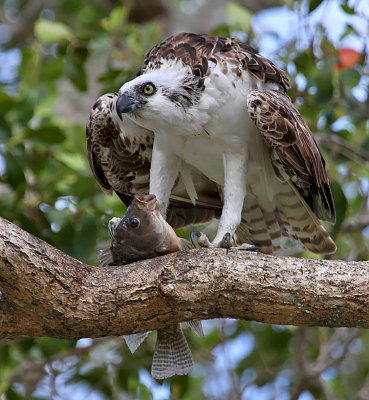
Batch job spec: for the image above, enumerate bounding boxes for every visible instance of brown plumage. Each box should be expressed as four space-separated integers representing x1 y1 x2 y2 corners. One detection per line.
86 92 222 229
140 32 290 91
247 89 335 223
88 32 336 254
87 93 152 198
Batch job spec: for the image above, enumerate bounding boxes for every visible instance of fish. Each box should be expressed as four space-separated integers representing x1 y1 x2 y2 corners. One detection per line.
99 194 204 379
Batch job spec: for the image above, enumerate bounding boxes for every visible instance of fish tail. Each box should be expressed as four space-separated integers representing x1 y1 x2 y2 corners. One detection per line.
184 320 204 338
151 324 194 379
179 238 193 251
123 331 151 354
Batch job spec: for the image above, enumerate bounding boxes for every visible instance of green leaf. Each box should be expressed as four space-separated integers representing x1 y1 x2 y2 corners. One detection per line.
55 152 87 171
64 57 87 91
34 19 74 43
309 0 324 12
138 383 152 400
2 152 26 191
101 5 128 32
340 24 358 40
40 58 64 81
73 212 97 262
0 114 11 140
0 92 15 111
225 2 252 32
331 180 348 232
25 126 65 144
340 69 361 88
341 4 355 14
210 25 231 38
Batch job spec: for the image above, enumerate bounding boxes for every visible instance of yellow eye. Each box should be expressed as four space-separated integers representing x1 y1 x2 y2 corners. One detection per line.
143 83 155 95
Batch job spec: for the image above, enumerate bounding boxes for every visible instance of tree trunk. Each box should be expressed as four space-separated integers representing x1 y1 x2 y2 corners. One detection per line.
0 216 368 340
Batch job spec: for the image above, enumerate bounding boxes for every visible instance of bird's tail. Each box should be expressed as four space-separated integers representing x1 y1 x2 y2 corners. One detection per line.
184 320 204 337
123 332 151 354
151 324 194 379
236 181 336 255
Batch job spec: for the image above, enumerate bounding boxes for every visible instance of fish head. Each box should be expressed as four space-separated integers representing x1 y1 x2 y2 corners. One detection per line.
108 194 183 264
110 194 164 247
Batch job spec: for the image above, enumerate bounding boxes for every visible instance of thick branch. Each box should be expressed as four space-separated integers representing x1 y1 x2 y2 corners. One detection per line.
0 216 368 340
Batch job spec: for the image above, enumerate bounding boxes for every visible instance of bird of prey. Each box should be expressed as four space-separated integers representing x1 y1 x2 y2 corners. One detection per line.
87 92 222 229
88 32 336 254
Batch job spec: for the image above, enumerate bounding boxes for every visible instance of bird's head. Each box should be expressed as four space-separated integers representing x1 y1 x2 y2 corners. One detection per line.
116 63 201 131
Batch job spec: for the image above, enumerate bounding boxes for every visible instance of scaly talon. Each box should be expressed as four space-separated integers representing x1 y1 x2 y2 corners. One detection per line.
190 231 201 248
218 232 233 252
190 231 212 248
226 232 231 254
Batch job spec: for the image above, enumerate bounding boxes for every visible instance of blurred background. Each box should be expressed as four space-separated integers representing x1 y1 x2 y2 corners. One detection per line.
0 0 369 399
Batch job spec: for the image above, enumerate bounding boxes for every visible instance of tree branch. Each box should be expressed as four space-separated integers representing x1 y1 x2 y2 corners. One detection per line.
340 213 369 233
315 133 369 164
0 216 368 340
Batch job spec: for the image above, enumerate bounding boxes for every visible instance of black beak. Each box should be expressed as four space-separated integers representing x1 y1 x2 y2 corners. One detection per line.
116 94 141 120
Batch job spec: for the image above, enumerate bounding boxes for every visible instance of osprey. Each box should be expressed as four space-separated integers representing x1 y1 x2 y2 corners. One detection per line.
87 92 222 229
88 32 336 254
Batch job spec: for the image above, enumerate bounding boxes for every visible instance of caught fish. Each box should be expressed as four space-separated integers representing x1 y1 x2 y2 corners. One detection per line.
99 194 204 379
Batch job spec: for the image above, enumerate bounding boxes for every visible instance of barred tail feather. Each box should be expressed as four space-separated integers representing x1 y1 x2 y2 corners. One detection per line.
236 181 336 255
184 320 204 338
124 332 151 354
282 181 336 254
151 324 194 379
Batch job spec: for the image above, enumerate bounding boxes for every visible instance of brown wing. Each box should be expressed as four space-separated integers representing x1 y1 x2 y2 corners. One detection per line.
247 89 335 223
86 92 153 207
139 32 289 91
86 92 222 227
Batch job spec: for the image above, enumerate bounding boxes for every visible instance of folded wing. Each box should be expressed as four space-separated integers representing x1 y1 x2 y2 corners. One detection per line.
87 93 222 228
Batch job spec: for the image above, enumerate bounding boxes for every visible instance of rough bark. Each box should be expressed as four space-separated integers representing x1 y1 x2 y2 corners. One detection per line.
0 216 368 340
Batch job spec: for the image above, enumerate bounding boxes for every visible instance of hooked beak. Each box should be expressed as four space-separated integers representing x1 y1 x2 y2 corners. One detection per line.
116 94 143 120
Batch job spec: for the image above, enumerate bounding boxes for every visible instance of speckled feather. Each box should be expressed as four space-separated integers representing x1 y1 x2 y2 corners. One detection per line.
86 92 222 228
135 33 335 254
247 89 335 223
89 33 336 254
86 93 152 196
139 32 290 91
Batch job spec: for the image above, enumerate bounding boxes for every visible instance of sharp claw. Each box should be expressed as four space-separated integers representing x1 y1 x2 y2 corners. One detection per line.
226 232 231 254
247 246 259 252
190 231 201 248
239 245 259 252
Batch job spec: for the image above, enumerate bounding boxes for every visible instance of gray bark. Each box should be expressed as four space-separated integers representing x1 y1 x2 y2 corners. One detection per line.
0 216 368 340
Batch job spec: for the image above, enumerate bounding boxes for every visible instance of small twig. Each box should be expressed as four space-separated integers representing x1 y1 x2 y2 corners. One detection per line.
356 372 369 400
315 133 369 164
340 214 369 233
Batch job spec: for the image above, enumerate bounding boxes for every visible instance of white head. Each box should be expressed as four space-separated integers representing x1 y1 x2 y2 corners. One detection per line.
116 60 202 132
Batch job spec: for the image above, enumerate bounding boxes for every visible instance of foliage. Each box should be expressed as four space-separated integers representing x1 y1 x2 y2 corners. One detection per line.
0 0 368 398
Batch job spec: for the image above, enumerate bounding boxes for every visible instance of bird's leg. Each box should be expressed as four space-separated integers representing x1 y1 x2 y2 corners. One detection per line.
210 151 247 249
149 135 180 218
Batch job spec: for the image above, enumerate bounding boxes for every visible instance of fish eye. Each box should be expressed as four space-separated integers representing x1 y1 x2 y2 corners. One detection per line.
129 218 140 229
143 83 156 95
